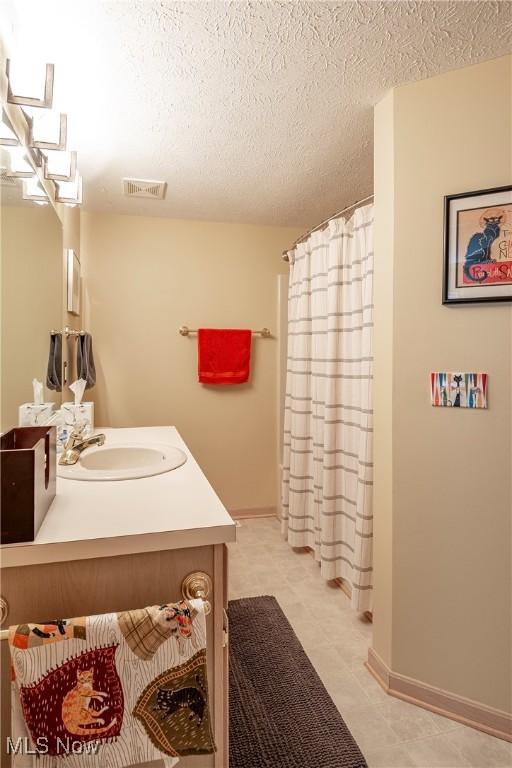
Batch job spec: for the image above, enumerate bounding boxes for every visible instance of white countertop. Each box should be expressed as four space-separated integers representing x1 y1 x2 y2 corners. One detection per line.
1 427 236 568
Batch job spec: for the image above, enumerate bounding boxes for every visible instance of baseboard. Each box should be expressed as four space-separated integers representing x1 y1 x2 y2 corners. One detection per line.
366 647 512 743
229 506 277 520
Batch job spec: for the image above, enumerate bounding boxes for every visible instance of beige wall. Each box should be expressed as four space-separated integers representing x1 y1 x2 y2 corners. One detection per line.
1 205 63 431
372 55 512 713
80 212 301 511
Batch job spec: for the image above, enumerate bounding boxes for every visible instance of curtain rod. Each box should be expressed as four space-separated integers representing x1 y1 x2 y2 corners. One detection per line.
282 193 374 261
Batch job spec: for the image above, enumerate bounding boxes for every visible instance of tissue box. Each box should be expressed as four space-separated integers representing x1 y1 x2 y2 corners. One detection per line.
61 402 94 432
19 403 55 427
0 426 56 544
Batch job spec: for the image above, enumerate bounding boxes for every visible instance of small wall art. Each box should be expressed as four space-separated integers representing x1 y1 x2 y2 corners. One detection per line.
431 372 487 409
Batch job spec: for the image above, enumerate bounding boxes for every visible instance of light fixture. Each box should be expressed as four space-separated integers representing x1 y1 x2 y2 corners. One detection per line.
22 176 49 203
6 59 83 206
5 146 35 178
43 149 77 181
0 109 20 146
55 172 82 205
6 60 54 109
28 110 67 150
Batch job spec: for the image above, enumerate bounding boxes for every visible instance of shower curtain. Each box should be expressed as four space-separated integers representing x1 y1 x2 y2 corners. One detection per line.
281 204 374 612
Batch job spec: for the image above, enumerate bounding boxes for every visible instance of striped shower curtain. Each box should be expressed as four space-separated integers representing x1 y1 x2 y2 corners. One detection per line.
281 204 374 612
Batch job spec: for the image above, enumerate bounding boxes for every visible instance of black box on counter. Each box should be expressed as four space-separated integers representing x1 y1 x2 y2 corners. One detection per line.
0 426 56 544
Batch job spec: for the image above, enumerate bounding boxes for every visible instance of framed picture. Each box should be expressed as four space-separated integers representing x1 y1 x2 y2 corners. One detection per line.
66 248 80 315
431 372 488 409
443 185 512 304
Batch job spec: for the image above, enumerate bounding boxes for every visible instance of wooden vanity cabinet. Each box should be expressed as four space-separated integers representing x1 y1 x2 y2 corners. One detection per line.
0 544 229 768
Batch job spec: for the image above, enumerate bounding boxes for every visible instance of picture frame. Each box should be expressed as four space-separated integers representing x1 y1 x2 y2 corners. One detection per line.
431 372 488 409
442 185 512 304
66 248 80 315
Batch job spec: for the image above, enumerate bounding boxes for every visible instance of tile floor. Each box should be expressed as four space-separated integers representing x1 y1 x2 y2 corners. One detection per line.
228 517 512 768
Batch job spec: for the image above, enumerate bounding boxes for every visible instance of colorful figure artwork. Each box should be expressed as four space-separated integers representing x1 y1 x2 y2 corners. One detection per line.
443 186 512 304
10 618 86 649
117 601 198 660
133 649 215 757
459 207 510 286
18 645 124 754
431 372 487 409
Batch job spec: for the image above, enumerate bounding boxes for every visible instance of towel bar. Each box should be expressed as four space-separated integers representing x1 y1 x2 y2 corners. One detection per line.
0 573 212 640
50 326 86 338
179 325 271 338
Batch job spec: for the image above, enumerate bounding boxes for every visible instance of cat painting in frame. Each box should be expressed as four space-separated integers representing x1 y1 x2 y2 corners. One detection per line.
443 185 512 304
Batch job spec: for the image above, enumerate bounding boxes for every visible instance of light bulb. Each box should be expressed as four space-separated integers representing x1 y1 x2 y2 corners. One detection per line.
44 149 76 181
56 172 82 204
22 176 48 202
0 111 19 146
6 145 34 177
28 109 67 150
7 59 54 108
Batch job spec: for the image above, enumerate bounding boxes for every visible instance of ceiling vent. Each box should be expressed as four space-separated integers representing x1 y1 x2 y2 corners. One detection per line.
122 177 167 200
0 167 19 187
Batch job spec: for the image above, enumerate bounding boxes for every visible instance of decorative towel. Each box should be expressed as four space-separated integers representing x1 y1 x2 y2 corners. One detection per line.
46 333 62 392
8 599 215 767
77 333 96 389
198 328 252 384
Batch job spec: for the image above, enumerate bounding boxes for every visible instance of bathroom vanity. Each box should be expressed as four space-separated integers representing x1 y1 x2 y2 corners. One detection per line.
0 426 236 768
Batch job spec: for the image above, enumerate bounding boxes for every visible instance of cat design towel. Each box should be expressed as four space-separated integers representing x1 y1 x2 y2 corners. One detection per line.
8 599 215 767
117 601 198 660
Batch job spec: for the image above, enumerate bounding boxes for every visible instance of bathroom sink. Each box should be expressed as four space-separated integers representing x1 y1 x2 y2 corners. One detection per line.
57 443 187 481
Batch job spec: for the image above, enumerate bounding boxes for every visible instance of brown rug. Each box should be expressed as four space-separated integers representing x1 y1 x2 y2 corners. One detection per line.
229 596 368 768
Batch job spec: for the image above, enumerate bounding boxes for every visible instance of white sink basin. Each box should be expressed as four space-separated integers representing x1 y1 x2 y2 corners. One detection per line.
57 442 187 481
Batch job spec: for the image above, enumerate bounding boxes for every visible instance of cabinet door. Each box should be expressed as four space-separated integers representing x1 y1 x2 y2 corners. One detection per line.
1 545 228 768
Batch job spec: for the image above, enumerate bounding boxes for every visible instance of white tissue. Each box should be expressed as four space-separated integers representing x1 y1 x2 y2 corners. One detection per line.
32 378 43 406
69 378 87 406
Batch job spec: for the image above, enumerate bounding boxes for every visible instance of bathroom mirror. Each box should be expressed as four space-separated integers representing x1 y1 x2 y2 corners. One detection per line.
0 159 63 432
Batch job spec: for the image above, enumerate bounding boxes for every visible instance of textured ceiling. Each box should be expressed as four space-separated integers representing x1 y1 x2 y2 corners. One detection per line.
2 1 511 226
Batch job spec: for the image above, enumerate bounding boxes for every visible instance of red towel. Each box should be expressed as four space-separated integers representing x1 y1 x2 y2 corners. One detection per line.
198 329 252 385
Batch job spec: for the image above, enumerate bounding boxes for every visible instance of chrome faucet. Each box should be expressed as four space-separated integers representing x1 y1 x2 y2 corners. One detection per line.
58 424 106 466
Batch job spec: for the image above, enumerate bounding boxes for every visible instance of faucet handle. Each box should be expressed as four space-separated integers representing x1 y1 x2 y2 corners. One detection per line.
64 421 87 450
